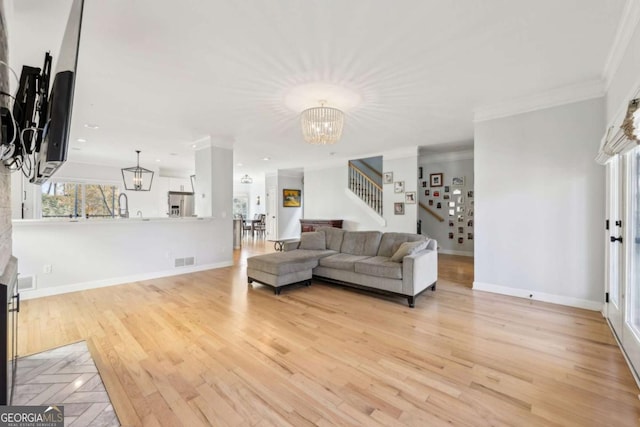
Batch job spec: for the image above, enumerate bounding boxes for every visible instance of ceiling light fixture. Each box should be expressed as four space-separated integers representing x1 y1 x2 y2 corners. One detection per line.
240 174 253 184
84 123 99 129
77 138 87 143
300 100 344 144
121 150 154 191
263 157 270 161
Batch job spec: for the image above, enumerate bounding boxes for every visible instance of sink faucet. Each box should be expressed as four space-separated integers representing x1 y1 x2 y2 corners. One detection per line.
136 210 143 218
117 193 129 218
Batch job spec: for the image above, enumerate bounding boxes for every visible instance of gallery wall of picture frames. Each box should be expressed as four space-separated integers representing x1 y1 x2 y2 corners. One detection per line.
420 172 473 245
383 170 413 215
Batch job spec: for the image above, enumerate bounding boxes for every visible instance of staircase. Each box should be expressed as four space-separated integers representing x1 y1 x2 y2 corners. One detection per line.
348 161 383 216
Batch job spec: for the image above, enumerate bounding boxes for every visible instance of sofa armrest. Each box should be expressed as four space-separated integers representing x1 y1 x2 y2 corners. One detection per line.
401 240 438 296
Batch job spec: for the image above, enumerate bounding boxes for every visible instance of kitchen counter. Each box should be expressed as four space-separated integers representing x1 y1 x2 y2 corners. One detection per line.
12 216 217 227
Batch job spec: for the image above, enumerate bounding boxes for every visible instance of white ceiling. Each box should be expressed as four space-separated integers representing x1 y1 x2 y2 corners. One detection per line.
7 0 626 179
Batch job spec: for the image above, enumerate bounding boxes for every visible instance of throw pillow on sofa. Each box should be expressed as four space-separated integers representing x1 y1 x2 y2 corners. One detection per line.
390 240 428 262
300 231 326 250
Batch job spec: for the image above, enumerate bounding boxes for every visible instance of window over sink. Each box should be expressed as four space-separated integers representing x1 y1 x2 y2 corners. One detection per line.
41 182 120 219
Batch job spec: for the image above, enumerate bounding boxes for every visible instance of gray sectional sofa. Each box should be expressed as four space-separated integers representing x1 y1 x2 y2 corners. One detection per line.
247 227 437 307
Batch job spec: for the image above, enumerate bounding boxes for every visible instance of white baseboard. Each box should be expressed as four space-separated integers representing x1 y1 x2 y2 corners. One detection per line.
473 281 602 311
439 249 474 257
20 261 234 300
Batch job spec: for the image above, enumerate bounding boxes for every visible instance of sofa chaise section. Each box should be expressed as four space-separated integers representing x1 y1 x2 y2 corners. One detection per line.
247 248 336 294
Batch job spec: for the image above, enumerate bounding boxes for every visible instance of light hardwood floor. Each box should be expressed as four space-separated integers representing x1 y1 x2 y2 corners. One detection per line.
438 254 474 287
18 240 640 426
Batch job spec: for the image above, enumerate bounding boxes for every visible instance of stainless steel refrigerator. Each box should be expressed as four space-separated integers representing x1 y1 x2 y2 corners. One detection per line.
168 191 195 217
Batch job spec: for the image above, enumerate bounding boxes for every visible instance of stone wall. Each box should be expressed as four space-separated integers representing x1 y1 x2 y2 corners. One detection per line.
0 2 11 274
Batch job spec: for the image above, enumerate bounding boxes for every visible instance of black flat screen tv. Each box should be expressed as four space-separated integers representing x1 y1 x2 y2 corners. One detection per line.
30 0 84 184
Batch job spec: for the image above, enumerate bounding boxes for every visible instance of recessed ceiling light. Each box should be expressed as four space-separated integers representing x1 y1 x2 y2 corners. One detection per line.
77 138 87 143
84 123 99 129
237 163 243 167
71 147 81 151
169 153 178 156
263 157 270 161
155 159 161 162
192 144 197 148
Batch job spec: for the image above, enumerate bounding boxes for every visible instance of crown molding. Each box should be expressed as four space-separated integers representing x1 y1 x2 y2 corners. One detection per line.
474 79 604 123
603 0 640 90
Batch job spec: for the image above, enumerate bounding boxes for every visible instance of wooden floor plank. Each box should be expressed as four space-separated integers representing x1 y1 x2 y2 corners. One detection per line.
17 238 640 426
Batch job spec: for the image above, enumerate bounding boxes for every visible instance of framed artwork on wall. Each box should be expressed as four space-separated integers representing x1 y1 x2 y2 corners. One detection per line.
430 173 443 187
394 181 405 193
425 189 430 196
443 194 450 200
422 181 427 188
433 191 440 197
428 199 433 206
282 189 301 207
458 237 464 244
394 202 405 215
383 172 393 184
436 202 442 209
444 186 450 193
448 232 454 239
405 192 416 204
452 176 465 186
419 167 423 179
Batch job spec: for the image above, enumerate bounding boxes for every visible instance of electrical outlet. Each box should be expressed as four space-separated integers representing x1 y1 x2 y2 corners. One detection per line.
43 264 52 274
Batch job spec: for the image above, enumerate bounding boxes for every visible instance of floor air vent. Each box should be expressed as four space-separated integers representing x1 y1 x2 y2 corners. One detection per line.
174 257 196 268
18 275 36 291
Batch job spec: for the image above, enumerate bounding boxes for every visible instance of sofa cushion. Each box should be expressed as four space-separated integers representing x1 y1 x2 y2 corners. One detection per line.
340 231 383 256
377 232 426 257
247 251 321 275
318 253 371 271
354 256 403 280
316 226 345 252
299 231 326 250
390 240 428 262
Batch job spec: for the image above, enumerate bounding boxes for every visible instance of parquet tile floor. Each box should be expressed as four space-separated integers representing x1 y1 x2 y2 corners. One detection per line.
13 341 120 426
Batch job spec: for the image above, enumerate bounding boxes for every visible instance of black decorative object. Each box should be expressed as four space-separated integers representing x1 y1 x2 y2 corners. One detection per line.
121 150 154 191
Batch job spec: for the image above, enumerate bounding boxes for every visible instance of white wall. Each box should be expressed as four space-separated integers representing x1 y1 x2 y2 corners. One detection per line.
304 151 418 233
305 166 383 230
277 172 303 239
195 147 213 218
13 218 233 299
418 151 474 255
474 97 605 310
383 155 418 233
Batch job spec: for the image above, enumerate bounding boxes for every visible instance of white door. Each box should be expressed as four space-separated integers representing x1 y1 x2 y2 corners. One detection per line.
607 156 624 334
622 148 640 371
266 187 277 239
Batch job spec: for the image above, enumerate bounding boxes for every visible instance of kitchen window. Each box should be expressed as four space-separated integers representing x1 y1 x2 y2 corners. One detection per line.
41 182 120 218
